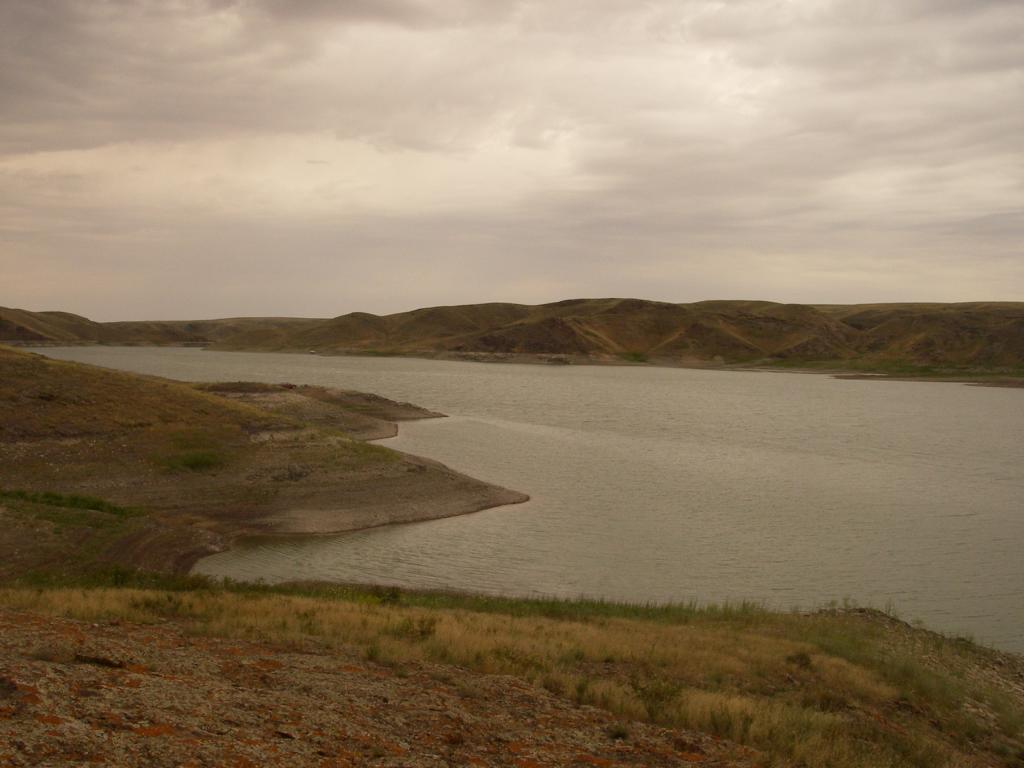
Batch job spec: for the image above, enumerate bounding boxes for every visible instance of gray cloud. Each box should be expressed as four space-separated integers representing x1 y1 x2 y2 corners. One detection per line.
0 0 1021 319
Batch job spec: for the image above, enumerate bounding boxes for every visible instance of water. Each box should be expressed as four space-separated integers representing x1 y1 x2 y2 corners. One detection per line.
33 346 1024 652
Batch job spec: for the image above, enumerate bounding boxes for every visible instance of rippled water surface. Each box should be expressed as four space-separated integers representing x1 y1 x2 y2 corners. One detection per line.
36 347 1024 651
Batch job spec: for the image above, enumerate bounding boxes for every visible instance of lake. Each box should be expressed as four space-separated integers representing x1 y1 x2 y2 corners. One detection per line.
33 346 1024 652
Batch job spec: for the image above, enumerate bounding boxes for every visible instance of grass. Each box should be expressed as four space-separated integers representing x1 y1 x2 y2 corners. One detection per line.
6 504 127 533
764 358 1024 380
0 346 286 441
154 427 232 472
2 574 1021 768
0 498 150 581
0 489 140 518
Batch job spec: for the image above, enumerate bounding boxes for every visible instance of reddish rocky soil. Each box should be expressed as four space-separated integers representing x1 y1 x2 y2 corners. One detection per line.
0 610 759 767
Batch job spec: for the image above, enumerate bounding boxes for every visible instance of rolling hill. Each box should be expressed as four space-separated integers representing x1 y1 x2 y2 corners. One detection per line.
0 345 524 573
3 299 1024 369
0 306 315 346
211 298 1024 369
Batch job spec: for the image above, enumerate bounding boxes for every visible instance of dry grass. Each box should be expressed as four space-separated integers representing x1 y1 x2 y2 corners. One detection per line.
3 586 1021 768
0 346 284 441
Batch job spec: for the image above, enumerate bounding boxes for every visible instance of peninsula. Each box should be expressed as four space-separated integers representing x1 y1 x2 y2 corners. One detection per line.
0 346 526 576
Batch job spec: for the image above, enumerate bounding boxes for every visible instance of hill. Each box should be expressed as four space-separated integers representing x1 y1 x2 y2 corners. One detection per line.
0 346 525 574
4 299 1024 371
0 307 107 343
211 298 1024 371
0 306 315 346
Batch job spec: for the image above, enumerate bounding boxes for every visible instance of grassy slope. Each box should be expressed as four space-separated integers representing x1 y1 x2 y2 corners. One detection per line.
101 316 317 344
0 307 317 346
207 298 1024 371
0 307 107 343
5 299 1024 371
0 344 283 440
3 578 1022 767
0 345 303 575
0 346 521 575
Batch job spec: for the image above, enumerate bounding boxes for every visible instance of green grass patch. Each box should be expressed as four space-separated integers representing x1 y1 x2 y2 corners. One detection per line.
764 358 1024 379
1 567 768 625
15 505 126 531
11 566 211 591
155 427 233 472
0 489 140 518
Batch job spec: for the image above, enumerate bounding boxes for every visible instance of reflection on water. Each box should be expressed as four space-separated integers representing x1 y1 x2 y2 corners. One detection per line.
35 347 1024 652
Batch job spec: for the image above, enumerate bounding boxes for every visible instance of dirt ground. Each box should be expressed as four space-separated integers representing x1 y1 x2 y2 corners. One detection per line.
0 609 757 767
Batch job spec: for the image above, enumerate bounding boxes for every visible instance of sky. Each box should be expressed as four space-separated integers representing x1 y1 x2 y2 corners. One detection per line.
1 0 1022 320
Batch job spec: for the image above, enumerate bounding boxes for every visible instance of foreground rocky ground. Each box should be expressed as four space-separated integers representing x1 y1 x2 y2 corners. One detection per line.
0 609 756 767
1 584 1021 768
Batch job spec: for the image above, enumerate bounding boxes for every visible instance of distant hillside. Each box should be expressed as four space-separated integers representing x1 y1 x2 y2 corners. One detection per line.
0 307 107 343
0 306 316 346
4 299 1023 369
211 298 1024 369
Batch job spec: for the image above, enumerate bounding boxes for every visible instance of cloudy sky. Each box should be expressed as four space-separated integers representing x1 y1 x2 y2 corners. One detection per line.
1 0 1022 320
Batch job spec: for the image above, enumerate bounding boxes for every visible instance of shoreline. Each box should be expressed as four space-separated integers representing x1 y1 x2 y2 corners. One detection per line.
184 451 530 570
146 415 531 577
188 382 530 555
23 341 1024 388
